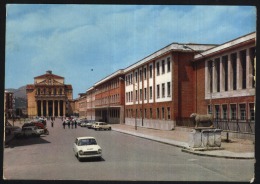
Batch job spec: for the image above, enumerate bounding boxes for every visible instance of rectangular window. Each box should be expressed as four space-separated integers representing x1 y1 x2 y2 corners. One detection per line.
162 60 165 74
140 89 142 100
157 85 160 98
215 58 220 92
162 83 165 98
139 70 142 82
167 57 171 72
167 107 170 119
149 86 152 99
144 88 147 100
239 104 246 120
222 105 227 120
167 82 171 97
135 72 138 83
149 65 153 78
215 105 220 119
130 91 133 102
135 90 138 101
162 107 165 119
240 50 247 89
150 108 152 119
208 105 213 114
157 108 160 119
144 108 147 119
144 68 147 80
208 60 213 93
231 53 237 90
230 104 237 120
157 62 160 75
249 103 255 121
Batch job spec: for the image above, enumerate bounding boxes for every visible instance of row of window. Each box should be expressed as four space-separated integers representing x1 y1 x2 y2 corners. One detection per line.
36 88 65 95
95 109 120 118
209 103 255 121
125 57 171 86
126 107 171 120
125 82 171 103
207 47 255 93
95 94 120 106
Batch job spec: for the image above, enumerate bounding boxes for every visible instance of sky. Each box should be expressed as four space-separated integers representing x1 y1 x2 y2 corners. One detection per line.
5 5 256 99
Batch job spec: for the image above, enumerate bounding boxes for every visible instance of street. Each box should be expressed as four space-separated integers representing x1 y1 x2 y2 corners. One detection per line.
4 118 254 181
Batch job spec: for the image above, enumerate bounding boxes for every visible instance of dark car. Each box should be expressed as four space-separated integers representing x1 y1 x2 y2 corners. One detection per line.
23 122 45 129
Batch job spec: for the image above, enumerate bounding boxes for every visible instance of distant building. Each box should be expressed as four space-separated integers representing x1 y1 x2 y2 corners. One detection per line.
4 90 14 119
26 70 73 117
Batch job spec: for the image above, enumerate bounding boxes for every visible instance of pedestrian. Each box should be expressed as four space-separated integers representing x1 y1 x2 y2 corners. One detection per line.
75 120 77 129
51 120 54 127
63 121 65 129
68 121 70 129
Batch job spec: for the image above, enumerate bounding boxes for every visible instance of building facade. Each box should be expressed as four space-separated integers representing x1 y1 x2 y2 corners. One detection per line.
193 32 256 133
94 70 125 124
123 43 216 130
26 70 73 117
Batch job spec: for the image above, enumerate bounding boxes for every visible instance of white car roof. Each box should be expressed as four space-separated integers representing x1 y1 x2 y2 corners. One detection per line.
77 137 96 140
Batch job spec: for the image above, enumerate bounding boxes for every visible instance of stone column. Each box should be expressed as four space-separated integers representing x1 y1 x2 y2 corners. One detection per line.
228 54 233 91
63 100 66 117
58 100 60 116
46 100 49 117
53 100 55 117
237 51 242 90
41 100 43 117
246 48 253 88
220 56 225 92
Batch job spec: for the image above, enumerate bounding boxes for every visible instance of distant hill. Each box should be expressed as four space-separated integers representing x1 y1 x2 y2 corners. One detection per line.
6 86 27 109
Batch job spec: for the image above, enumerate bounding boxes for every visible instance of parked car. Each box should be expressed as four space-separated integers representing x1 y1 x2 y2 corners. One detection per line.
73 137 102 161
80 120 89 127
92 122 112 131
14 126 44 138
86 120 96 129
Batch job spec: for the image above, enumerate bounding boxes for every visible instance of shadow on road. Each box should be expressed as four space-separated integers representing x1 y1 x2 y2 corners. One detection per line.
79 157 105 162
5 136 51 148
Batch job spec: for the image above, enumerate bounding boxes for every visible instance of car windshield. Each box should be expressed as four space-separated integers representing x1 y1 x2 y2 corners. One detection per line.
78 139 97 146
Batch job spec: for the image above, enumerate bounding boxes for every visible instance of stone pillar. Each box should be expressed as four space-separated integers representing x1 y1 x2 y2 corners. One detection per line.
41 100 43 117
52 101 54 116
46 100 49 117
237 51 242 90
58 100 60 116
220 56 224 92
246 48 253 88
228 54 233 91
63 100 66 117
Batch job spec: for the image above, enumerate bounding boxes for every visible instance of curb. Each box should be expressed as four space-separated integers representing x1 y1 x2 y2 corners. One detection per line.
112 128 255 159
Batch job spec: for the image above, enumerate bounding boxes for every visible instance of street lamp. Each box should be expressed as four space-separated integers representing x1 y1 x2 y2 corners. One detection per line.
119 76 139 130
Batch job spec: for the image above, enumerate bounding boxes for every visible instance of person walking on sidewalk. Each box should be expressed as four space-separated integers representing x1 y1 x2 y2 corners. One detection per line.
74 120 77 129
63 121 65 129
51 120 54 127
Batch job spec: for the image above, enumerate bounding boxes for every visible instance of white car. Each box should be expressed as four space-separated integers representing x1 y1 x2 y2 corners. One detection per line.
92 122 112 131
73 137 102 161
14 126 44 138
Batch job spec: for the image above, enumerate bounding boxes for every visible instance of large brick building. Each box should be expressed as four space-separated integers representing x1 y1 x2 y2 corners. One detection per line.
75 32 255 133
193 32 255 133
26 70 73 117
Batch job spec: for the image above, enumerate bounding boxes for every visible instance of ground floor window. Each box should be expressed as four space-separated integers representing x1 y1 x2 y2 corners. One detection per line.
249 103 255 121
239 104 246 120
167 107 171 120
222 105 227 120
230 104 237 120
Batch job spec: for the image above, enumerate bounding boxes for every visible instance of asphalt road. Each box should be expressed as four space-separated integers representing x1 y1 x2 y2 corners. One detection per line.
3 118 254 181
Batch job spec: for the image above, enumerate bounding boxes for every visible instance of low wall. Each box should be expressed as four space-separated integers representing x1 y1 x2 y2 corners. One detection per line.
125 118 174 130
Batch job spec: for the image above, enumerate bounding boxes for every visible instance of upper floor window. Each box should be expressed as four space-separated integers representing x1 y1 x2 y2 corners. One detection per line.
144 68 147 80
162 60 165 74
156 62 160 75
167 57 171 72
149 65 153 78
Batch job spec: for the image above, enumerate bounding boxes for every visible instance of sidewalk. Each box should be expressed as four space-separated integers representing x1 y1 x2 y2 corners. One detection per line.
112 124 255 159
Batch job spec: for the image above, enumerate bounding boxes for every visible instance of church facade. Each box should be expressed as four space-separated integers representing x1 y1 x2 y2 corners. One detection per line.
26 70 73 118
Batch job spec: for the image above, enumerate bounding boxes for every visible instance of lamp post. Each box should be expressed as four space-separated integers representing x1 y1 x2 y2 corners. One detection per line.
119 77 139 130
